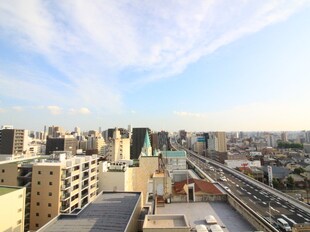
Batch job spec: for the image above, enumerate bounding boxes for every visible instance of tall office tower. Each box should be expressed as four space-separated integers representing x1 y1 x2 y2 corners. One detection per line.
86 135 106 155
106 128 130 162
130 128 151 159
74 127 81 136
203 133 210 150
0 128 29 159
47 126 65 138
45 135 77 155
128 124 132 139
305 131 310 143
150 133 159 151
281 132 288 142
266 134 277 148
157 131 169 151
207 134 218 152
0 153 98 231
215 132 227 152
179 130 187 141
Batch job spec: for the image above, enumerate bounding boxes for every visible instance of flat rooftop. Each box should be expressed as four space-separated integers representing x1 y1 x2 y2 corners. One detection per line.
144 214 189 229
157 202 256 232
40 192 141 232
0 186 19 196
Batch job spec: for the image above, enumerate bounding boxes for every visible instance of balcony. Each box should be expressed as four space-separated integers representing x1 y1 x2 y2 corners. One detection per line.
81 192 88 199
61 192 70 201
82 182 89 189
82 174 89 180
61 183 71 190
61 172 71 179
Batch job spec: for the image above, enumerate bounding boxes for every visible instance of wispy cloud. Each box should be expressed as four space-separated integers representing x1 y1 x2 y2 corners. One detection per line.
174 111 206 118
12 106 23 111
47 105 62 115
0 1 308 113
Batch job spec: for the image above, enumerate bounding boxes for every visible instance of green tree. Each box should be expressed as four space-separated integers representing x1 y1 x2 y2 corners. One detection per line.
287 176 295 189
293 167 305 175
272 178 280 189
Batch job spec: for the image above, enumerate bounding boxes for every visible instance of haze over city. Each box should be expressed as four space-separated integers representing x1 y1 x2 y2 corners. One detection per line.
1 1 310 132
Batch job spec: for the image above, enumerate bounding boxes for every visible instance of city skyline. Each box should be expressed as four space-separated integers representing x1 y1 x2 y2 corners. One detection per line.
1 1 310 132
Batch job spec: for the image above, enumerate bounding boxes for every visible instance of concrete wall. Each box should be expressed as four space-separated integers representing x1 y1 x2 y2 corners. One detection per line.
0 162 19 185
30 165 62 231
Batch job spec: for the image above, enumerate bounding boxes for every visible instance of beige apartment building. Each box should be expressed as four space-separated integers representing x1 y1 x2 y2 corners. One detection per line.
106 128 130 162
0 186 26 232
0 153 99 231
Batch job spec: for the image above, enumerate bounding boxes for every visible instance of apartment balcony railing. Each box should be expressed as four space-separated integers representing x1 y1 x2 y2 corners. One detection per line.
61 192 70 201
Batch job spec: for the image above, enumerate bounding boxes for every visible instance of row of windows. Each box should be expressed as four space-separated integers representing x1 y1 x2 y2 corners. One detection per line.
36 202 52 207
37 192 53 196
37 181 53 185
35 213 52 217
38 171 54 175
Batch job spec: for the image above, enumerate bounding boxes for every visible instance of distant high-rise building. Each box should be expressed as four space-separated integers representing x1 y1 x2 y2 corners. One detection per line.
215 132 227 153
74 127 81 136
207 132 227 153
47 126 65 138
281 132 288 142
305 131 310 143
46 136 77 155
179 130 187 141
130 128 151 159
106 128 130 161
0 128 29 158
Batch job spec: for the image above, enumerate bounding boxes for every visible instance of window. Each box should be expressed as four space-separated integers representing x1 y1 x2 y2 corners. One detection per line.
36 202 40 206
36 213 39 216
18 208 22 212
37 192 40 195
49 182 52 186
1 179 3 183
37 181 41 185
17 219 22 225
48 214 51 218
48 203 52 207
2 169 4 173
50 171 53 175
48 192 52 196
38 171 41 174
35 223 39 227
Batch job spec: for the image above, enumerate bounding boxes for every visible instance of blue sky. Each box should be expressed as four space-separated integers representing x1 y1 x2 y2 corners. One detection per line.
1 1 310 132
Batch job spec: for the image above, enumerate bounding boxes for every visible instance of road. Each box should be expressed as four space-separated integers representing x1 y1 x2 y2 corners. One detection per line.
186 150 310 229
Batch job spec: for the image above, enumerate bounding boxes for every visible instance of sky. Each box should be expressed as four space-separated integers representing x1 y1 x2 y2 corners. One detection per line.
1 1 310 133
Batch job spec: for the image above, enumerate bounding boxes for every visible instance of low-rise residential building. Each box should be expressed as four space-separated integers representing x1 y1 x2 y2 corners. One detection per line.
0 186 26 232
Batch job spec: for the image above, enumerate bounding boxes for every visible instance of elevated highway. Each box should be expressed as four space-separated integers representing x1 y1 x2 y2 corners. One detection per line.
171 141 310 230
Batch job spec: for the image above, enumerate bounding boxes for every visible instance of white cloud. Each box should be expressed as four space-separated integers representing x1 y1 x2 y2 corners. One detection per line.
174 111 206 118
172 100 310 131
79 107 90 115
0 1 308 112
12 106 23 111
47 105 62 115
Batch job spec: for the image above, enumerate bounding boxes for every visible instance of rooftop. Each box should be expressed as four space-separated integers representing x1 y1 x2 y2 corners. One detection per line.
39 192 141 232
143 214 189 229
0 186 20 196
162 150 187 158
157 202 256 231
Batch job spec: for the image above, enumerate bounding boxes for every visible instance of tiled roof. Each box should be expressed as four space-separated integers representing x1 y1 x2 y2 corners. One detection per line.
174 178 222 195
